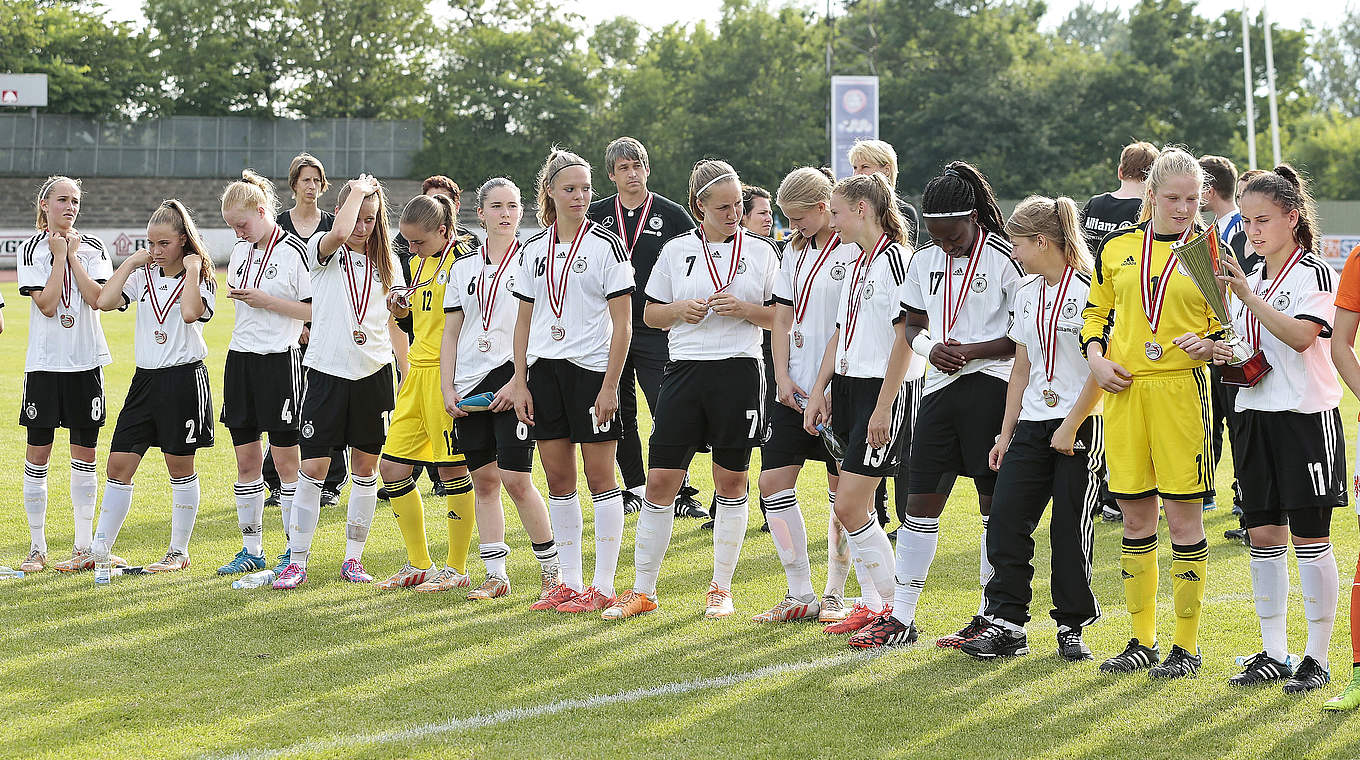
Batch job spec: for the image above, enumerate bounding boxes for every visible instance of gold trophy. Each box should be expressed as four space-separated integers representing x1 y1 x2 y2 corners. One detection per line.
1173 223 1271 387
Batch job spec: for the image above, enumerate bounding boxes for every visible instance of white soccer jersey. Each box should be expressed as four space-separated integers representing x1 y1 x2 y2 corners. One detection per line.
645 228 780 362
120 266 215 369
225 228 311 355
832 239 924 380
771 235 861 390
1008 270 1093 421
902 230 1025 395
511 221 634 372
445 242 523 395
1231 250 1341 414
17 231 114 372
303 233 404 381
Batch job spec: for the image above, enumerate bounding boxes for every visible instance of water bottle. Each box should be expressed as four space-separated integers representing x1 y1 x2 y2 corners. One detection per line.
0 566 25 580
795 393 846 461
232 569 276 589
93 531 111 585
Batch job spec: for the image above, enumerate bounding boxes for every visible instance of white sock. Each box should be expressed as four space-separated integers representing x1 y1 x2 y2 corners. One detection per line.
480 541 510 578
712 492 750 591
532 540 559 573
235 478 266 556
1250 544 1289 662
93 479 134 556
633 498 674 595
590 488 624 597
289 473 323 568
279 480 297 547
1296 542 1339 668
893 516 941 625
70 459 97 551
549 492 584 591
846 517 895 609
345 474 378 561
824 493 851 598
978 515 993 617
23 460 48 553
764 489 813 598
628 484 646 500
169 474 199 554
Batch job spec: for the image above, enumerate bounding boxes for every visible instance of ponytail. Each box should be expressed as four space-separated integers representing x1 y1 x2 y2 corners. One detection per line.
1004 195 1093 275
921 161 1004 236
833 172 910 247
1243 163 1320 252
149 199 216 285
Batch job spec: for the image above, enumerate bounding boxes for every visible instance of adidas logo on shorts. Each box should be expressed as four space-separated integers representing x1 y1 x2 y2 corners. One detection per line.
1174 570 1201 582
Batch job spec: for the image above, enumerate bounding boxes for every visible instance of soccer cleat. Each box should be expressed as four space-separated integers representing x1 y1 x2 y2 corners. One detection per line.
1100 638 1161 673
320 489 340 507
467 575 510 600
602 589 658 620
1283 656 1330 694
377 563 432 590
621 490 643 515
339 558 373 583
752 594 821 623
1149 644 1202 679
1229 651 1293 686
216 549 266 576
19 548 47 573
1101 505 1123 523
263 490 280 508
413 566 470 593
823 603 878 634
961 621 1029 658
530 582 581 611
53 547 127 573
145 550 190 573
1057 628 1094 661
557 586 614 612
819 595 850 623
675 490 709 520
1202 498 1217 512
848 612 918 649
936 615 989 649
1322 667 1360 711
272 549 292 576
537 567 560 601
704 582 734 618
272 562 307 589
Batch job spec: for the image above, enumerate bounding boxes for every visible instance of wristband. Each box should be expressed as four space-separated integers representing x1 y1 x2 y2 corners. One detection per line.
911 331 938 358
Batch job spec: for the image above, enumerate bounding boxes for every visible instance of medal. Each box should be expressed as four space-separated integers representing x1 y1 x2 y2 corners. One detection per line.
341 247 374 349
1244 246 1304 349
476 336 491 352
841 233 890 376
551 325 566 341
943 229 986 342
839 357 848 374
142 264 186 349
353 329 367 345
58 246 73 326
700 227 744 296
478 239 519 349
1042 388 1058 408
1144 341 1163 361
1034 266 1073 410
792 233 840 349
60 314 74 328
1139 218 1193 334
615 193 654 254
154 330 168 344
545 220 591 331
392 237 456 307
240 225 283 289
793 330 804 349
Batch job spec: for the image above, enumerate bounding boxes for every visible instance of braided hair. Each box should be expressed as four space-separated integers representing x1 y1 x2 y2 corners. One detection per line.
921 161 1005 237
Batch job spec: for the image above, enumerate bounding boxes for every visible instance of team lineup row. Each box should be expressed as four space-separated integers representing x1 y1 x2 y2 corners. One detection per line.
8 137 1360 711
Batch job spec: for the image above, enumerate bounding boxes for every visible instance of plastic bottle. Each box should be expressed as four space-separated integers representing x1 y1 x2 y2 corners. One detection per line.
794 393 846 460
93 531 111 585
0 567 25 580
232 569 277 589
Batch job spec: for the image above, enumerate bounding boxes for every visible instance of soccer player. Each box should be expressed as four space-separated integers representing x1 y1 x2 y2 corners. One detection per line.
505 148 633 613
1329 241 1360 711
375 193 479 593
602 159 780 620
442 178 559 602
742 185 774 237
848 138 920 246
758 167 862 624
1080 141 1158 255
586 137 697 517
273 175 406 589
1081 147 1220 679
17 177 115 574
216 170 312 576
958 196 1104 661
800 172 919 645
1211 165 1343 694
91 200 217 573
856 162 1022 648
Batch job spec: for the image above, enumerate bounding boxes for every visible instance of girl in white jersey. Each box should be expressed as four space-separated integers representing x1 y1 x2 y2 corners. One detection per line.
92 200 217 574
16 177 114 574
216 170 312 578
756 167 861 624
274 175 406 589
802 173 923 646
442 178 560 603
505 149 634 613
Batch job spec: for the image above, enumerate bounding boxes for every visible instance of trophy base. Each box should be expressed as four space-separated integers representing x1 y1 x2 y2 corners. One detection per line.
1218 350 1271 388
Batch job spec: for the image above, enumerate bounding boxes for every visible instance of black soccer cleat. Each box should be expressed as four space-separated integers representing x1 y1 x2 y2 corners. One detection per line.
1100 638 1160 673
848 612 919 649
320 489 340 508
1229 651 1292 686
1057 628 1094 661
1283 655 1331 694
936 615 990 649
960 621 1028 659
264 490 280 508
1149 644 1201 679
674 490 709 520
621 490 643 515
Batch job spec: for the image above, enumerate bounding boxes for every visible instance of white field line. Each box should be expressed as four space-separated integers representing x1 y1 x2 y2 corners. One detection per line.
204 648 883 760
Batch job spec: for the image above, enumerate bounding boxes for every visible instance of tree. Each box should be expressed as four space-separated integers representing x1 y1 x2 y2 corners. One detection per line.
290 0 432 118
1306 7 1360 118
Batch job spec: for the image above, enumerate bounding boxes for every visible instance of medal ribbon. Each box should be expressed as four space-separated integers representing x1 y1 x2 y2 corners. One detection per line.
793 233 839 326
943 229 986 341
614 193 654 254
1139 219 1193 334
479 239 520 334
1035 266 1074 386
241 225 282 288
842 234 890 356
341 247 373 334
545 219 591 321
1245 246 1305 349
143 265 186 327
700 228 743 294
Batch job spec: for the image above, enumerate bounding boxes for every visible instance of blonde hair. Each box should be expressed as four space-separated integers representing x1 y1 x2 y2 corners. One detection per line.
776 167 835 251
221 169 279 220
336 180 396 291
848 140 898 188
687 159 740 221
35 175 81 230
832 173 911 247
1138 146 1206 223
288 153 329 193
148 200 216 285
535 147 591 227
1004 195 1093 275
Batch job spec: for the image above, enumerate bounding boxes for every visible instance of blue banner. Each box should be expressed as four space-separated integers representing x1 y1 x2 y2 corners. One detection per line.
831 76 879 180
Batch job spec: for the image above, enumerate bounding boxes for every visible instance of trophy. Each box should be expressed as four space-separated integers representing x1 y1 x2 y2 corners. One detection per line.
1173 224 1271 387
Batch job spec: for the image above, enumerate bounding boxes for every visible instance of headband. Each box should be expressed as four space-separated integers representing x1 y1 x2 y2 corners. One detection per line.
921 209 973 218
547 161 589 186
696 172 739 198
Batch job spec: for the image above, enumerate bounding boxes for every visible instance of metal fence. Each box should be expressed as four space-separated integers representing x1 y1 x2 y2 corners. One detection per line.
0 114 423 178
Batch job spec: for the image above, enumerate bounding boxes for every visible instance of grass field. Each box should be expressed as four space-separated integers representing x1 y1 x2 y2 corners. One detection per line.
2 276 1360 760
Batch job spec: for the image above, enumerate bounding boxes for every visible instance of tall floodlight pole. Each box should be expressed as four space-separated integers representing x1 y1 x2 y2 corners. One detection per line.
1263 0 1282 167
1242 1 1257 169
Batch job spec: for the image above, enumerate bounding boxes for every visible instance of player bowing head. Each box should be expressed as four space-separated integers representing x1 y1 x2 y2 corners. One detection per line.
602 159 781 621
